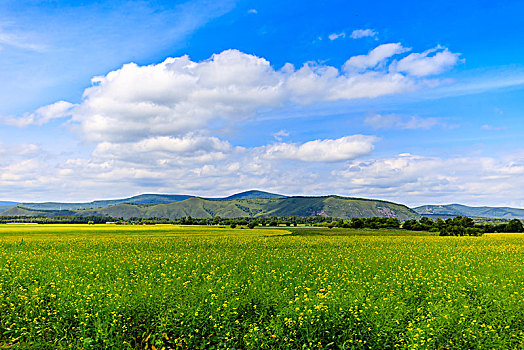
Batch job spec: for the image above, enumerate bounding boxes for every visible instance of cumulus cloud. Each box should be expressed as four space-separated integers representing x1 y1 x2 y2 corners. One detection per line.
0 47 467 202
92 134 233 165
364 114 442 129
13 47 460 139
332 153 524 206
336 153 456 188
262 135 378 162
328 32 346 41
350 29 377 39
4 142 524 207
343 43 410 71
0 142 52 195
391 46 462 77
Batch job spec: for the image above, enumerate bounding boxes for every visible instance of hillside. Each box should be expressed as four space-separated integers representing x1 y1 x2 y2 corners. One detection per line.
18 194 193 211
0 205 15 214
219 190 286 200
16 190 285 211
57 196 419 220
0 206 77 217
414 204 524 219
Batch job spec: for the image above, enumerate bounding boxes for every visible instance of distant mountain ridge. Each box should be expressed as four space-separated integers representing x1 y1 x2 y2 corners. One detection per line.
414 204 524 219
218 190 287 201
17 194 194 211
16 190 284 211
3 190 524 220
0 201 19 214
1 194 419 221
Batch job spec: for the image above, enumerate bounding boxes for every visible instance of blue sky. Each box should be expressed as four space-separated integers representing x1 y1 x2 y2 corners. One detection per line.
0 0 523 206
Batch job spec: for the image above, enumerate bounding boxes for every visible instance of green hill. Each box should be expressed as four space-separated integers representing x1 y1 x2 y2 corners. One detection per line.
18 194 193 211
1 206 77 217
414 204 524 219
72 196 419 220
219 190 286 200
16 191 286 211
0 205 15 214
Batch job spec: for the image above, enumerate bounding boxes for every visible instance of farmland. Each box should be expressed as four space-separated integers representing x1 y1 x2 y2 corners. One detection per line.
1 225 524 349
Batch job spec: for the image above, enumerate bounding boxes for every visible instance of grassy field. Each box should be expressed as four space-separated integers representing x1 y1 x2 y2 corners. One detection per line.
0 225 524 349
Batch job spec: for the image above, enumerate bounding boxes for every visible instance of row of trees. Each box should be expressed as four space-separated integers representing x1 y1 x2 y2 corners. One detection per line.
173 215 339 226
403 216 524 236
316 217 401 229
0 215 337 226
1 214 523 236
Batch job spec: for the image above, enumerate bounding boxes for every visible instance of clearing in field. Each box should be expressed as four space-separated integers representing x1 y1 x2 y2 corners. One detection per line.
0 224 523 349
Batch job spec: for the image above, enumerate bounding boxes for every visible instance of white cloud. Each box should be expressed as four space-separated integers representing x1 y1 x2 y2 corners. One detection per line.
350 29 377 39
343 43 410 71
391 46 462 77
0 47 467 202
284 63 416 102
10 47 460 141
4 145 524 207
69 50 288 142
364 114 442 129
2 133 524 207
333 153 524 206
92 134 233 165
248 9 257 14
2 101 74 127
328 32 345 41
0 28 44 51
272 130 290 141
0 142 40 159
262 135 378 162
481 124 507 131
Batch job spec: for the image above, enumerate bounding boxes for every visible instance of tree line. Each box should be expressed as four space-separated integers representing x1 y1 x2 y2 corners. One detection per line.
403 216 524 236
0 214 522 236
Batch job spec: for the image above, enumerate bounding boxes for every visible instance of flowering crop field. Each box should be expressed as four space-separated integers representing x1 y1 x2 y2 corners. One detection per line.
0 225 524 349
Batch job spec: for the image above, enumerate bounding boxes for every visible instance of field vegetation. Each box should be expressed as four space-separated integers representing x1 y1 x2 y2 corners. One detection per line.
1 225 524 348
2 215 521 238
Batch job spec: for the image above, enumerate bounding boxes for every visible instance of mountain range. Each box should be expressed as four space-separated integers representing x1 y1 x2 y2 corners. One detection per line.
6 190 285 211
0 191 418 220
413 204 524 219
1 190 523 220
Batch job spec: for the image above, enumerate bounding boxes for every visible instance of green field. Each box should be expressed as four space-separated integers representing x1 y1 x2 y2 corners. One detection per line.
1 225 524 349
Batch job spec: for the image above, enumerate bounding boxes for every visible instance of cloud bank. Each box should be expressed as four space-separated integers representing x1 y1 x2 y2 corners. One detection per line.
0 45 474 204
14 46 461 137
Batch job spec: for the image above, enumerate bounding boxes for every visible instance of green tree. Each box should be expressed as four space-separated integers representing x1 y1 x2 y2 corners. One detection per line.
506 219 524 233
